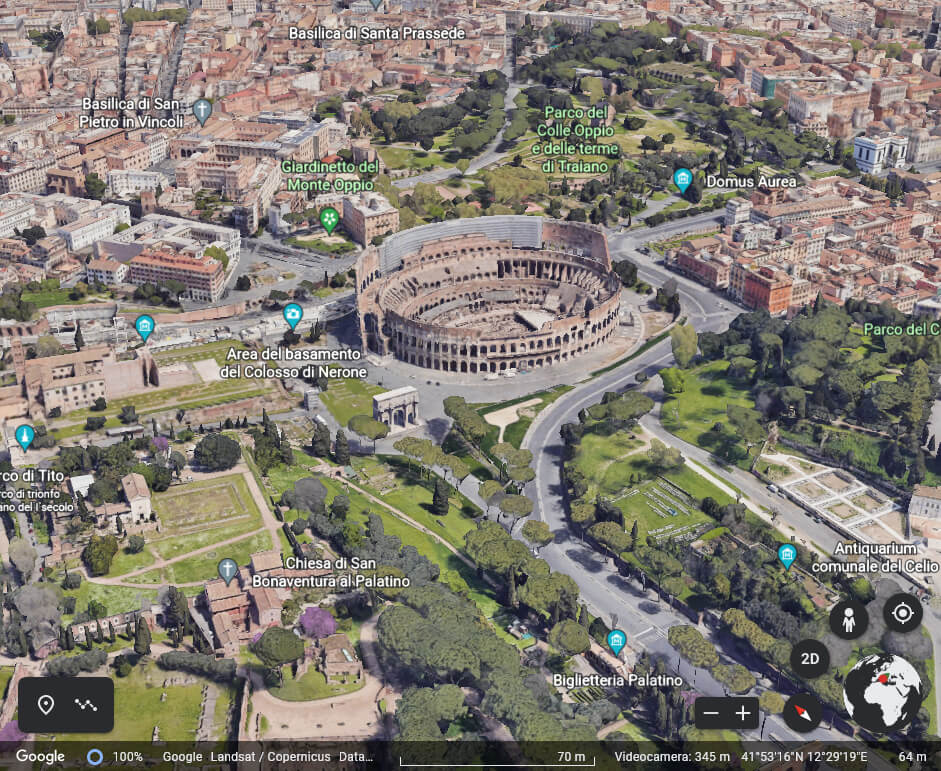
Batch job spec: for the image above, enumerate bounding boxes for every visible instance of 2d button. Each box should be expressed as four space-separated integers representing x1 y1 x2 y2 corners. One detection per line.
829 598 868 640
883 592 923 633
782 693 822 733
790 639 830 679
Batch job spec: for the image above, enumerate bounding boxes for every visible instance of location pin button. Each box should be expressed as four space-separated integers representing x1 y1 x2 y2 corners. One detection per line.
15 424 35 452
607 629 627 657
673 167 692 194
778 543 797 571
320 207 339 235
283 303 303 331
135 314 155 343
218 558 237 586
37 694 54 716
192 98 212 127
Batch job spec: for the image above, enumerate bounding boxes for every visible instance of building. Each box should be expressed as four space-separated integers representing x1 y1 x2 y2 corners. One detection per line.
373 386 419 431
725 198 752 227
910 485 941 519
127 249 226 302
56 204 131 252
86 258 128 285
854 133 909 175
315 633 363 684
743 266 793 315
342 193 399 246
16 341 159 418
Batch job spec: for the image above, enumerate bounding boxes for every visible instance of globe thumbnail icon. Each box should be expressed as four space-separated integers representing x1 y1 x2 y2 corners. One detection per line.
842 653 926 733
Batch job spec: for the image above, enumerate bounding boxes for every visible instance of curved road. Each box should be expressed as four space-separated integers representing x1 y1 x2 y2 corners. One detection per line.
519 220 865 744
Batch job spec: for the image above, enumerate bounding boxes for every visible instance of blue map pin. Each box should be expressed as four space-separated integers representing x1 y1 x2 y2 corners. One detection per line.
193 98 213 127
135 314 155 343
218 558 238 586
778 543 797 571
283 303 303 331
607 629 627 656
673 168 693 194
15 424 34 452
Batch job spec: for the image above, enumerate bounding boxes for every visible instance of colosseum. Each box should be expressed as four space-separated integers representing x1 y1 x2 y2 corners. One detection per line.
355 216 622 375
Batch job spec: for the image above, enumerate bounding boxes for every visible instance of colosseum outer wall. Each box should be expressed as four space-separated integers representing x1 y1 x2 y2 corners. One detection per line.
355 217 621 375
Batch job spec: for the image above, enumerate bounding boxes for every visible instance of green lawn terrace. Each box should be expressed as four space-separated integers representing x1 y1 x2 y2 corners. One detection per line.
659 360 764 469
40 660 236 743
50 339 288 441
570 427 734 545
264 454 500 619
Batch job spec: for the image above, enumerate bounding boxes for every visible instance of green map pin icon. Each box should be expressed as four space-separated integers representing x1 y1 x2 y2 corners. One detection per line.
320 207 339 235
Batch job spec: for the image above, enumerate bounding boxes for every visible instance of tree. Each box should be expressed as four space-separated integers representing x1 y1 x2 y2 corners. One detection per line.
193 433 241 471
348 415 390 452
661 133 675 144
127 535 145 553
548 620 590 657
91 397 107 411
298 607 337 639
310 421 331 457
116 405 137 425
334 430 350 465
83 534 119 576
8 538 36 578
85 172 106 200
21 225 46 245
235 275 251 291
134 617 152 655
254 626 304 681
330 494 350 520
521 520 553 547
647 439 684 471
659 367 686 394
683 175 703 204
670 323 697 368
432 478 450 516
498 494 533 530
74 322 84 351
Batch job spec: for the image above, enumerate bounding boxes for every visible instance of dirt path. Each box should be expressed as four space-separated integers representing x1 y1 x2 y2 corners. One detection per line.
483 398 541 443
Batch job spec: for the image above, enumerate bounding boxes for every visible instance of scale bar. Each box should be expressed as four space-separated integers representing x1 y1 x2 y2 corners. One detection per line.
400 759 596 768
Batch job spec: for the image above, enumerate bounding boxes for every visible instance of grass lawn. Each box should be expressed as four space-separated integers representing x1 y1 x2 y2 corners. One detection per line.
139 530 274 584
23 289 104 308
319 377 386 427
49 661 203 742
52 377 273 437
149 474 263 560
660 360 756 464
63 583 159 622
153 339 247 367
572 431 646 500
319 474 499 618
377 145 457 170
616 478 712 542
286 236 356 255
478 385 574 449
108 546 156 576
357 455 481 551
269 667 364 702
